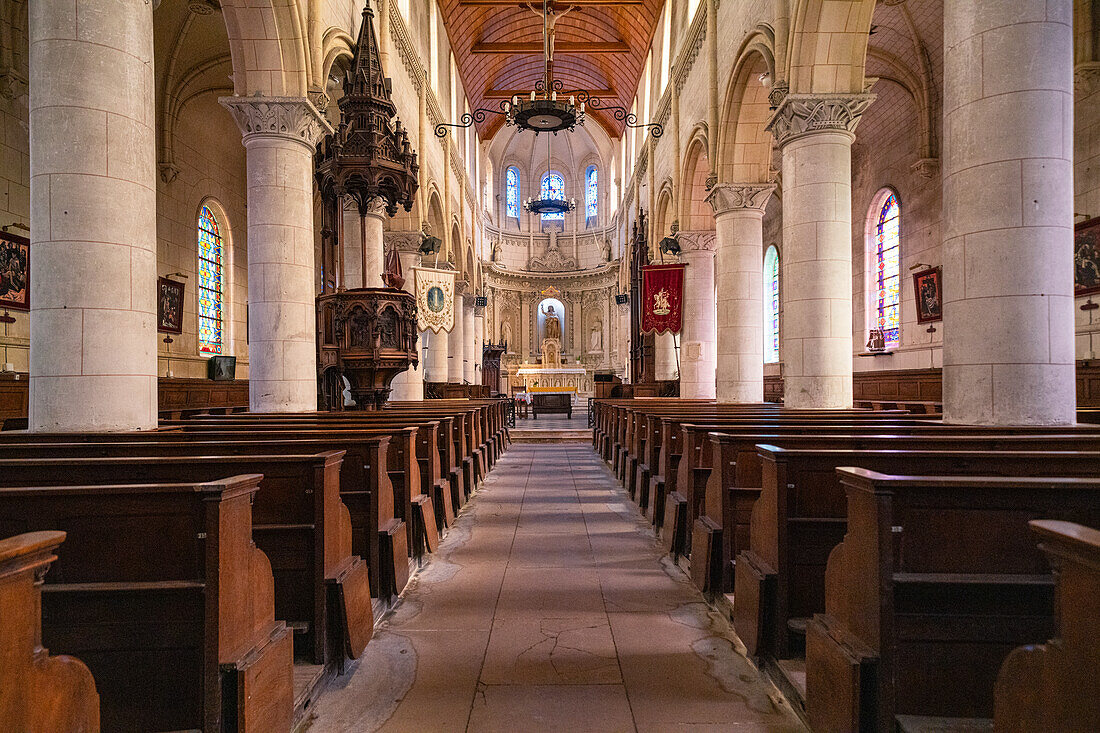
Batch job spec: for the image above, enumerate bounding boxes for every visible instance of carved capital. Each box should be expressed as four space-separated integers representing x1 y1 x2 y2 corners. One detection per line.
706 182 776 215
385 230 423 252
158 162 180 185
910 157 940 179
219 96 333 149
1075 62 1100 96
766 92 875 147
676 230 717 252
363 195 389 218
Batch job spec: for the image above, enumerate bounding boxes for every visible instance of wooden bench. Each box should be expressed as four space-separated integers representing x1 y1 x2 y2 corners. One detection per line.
687 431 1100 596
740 447 1100 664
0 531 100 732
994 520 1100 732
805 470 1100 731
0 452 364 674
0 476 293 732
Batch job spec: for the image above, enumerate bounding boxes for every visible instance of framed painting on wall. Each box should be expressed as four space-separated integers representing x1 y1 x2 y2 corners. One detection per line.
1075 216 1100 297
0 231 29 311
912 266 942 324
157 277 185 334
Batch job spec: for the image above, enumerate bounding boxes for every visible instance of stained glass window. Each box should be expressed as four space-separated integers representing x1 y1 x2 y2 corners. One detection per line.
541 172 565 221
875 192 901 348
585 166 598 221
506 167 519 218
197 205 224 355
763 245 779 363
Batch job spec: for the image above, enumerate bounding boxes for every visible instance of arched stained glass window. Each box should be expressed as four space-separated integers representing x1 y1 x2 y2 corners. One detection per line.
763 245 779 363
197 205 225 355
585 166 598 221
873 192 901 348
506 167 519 218
541 172 565 221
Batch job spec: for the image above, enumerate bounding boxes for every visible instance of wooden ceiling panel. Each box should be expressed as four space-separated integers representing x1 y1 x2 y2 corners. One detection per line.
438 0 663 139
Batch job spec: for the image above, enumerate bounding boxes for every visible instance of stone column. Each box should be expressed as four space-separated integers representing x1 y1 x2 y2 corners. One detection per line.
767 93 873 408
448 282 466 383
942 0 1076 425
358 197 386 288
342 206 363 290
462 294 476 384
28 0 158 431
388 237 423 400
676 231 718 398
423 330 448 384
707 183 775 403
655 332 678 382
221 96 331 412
473 307 486 387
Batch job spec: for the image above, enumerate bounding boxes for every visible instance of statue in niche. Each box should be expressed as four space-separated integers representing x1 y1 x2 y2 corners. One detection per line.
601 238 612 262
541 303 562 341
589 316 603 352
491 238 502 262
500 319 513 351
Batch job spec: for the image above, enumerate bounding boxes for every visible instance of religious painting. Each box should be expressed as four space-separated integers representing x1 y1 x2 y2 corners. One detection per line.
157 277 185 334
641 263 686 334
0 231 29 311
912 266 942 324
1075 216 1100 297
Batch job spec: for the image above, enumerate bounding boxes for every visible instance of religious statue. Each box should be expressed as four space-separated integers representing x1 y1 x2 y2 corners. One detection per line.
589 317 602 352
601 238 612 263
500 319 513 351
491 238 502 262
541 303 562 341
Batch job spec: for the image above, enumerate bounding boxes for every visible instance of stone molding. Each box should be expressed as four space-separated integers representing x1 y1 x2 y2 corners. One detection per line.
219 96 333 149
677 230 717 252
706 182 776 215
1075 62 1100 97
766 93 875 147
385 230 423 252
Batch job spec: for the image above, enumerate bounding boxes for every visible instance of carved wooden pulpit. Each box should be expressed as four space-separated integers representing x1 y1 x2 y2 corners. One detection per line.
317 288 418 410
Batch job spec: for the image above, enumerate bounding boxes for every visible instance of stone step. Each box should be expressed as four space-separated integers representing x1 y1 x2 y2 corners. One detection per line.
509 429 592 443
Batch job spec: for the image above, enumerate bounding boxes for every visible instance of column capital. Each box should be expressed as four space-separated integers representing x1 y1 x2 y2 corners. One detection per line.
219 95 333 149
385 230 424 253
361 195 389 218
462 292 478 308
1075 62 1100 96
677 230 717 252
766 92 874 147
706 182 776 216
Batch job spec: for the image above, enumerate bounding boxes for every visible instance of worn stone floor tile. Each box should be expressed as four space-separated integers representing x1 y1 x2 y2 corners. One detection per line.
305 442 804 733
494 565 606 619
480 616 621 685
467 684 635 733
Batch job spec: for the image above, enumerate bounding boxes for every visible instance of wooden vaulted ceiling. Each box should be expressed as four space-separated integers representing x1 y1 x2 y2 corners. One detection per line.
437 0 664 140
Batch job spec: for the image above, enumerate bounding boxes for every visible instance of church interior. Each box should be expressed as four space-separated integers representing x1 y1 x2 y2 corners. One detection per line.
2 0 1100 730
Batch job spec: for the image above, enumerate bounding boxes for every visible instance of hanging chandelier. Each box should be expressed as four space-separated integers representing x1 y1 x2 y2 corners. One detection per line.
435 0 662 139
523 125 576 215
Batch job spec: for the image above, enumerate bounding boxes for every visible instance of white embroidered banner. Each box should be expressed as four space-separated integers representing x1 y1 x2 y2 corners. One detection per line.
414 267 456 333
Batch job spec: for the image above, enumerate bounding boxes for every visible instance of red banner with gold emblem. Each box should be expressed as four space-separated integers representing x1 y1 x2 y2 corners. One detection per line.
641 263 686 334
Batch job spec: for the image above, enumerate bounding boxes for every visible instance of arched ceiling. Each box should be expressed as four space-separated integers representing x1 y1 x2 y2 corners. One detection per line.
437 0 664 140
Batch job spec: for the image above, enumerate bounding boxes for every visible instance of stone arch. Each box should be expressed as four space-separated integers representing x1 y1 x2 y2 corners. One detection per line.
653 183 675 242
680 134 713 231
220 0 310 97
716 41 775 183
786 0 876 94
449 221 462 270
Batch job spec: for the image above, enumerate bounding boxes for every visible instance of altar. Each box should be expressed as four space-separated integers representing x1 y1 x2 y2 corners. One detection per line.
514 364 588 394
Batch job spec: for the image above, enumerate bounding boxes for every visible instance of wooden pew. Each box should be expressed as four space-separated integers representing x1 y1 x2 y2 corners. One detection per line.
691 431 1100 596
741 447 1100 665
994 520 1100 732
0 453 364 674
0 531 100 733
805 470 1100 732
0 476 293 732
0 434 407 601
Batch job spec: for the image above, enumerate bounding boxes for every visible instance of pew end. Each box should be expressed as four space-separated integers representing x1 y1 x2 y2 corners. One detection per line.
0 531 100 733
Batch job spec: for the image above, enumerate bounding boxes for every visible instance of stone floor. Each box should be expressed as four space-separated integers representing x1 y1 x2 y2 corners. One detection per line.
303 443 805 733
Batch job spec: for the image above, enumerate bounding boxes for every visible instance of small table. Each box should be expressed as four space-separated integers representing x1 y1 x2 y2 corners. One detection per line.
532 392 573 419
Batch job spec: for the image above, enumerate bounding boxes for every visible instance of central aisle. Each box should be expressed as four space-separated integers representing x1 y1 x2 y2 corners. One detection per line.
307 444 805 732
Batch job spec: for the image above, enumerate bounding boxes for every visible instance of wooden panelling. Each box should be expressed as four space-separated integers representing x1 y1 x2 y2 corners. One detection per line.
0 375 27 422
158 378 249 412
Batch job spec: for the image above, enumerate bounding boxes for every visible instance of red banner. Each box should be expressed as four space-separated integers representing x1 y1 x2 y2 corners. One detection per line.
641 263 686 334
